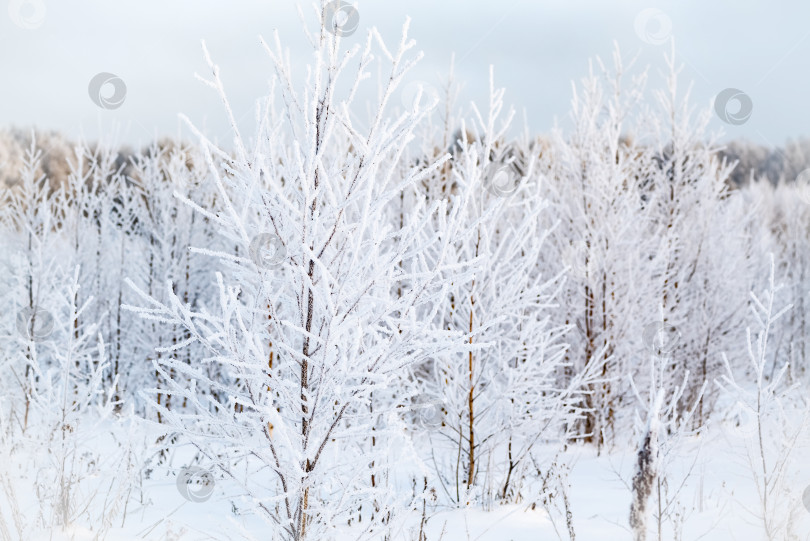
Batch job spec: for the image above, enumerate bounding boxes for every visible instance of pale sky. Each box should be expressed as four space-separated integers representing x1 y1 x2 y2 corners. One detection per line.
1 0 807 149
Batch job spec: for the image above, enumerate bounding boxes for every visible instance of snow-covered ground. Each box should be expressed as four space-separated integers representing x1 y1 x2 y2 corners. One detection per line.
3 413 806 541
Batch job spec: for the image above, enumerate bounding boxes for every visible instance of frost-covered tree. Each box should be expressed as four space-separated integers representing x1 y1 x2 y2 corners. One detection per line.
126 7 476 539
642 49 753 422
628 346 707 540
629 389 661 541
1 137 64 430
717 256 810 540
540 47 657 447
747 178 810 382
123 140 220 416
414 70 599 505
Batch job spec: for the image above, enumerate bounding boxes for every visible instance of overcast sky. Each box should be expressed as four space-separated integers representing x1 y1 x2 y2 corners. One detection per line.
1 0 807 149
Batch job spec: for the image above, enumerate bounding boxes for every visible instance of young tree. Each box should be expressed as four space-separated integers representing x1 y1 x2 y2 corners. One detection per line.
415 70 600 505
628 345 707 541
717 255 809 540
641 48 752 423
540 47 655 448
125 141 220 417
127 7 475 539
2 137 62 430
